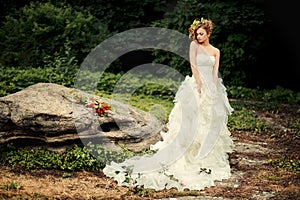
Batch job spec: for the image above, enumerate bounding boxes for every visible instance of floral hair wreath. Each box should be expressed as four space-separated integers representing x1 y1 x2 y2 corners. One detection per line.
188 17 205 39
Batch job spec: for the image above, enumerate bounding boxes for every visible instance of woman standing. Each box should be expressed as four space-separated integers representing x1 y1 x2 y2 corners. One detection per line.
103 17 234 191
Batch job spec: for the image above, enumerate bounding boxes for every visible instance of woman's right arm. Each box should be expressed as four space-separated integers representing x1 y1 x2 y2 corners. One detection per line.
189 41 202 93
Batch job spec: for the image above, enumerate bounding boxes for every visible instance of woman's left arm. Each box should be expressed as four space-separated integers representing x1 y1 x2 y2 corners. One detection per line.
213 48 220 86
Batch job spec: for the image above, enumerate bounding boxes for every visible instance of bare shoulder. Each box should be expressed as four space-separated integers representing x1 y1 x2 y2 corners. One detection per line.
190 40 197 47
211 45 220 56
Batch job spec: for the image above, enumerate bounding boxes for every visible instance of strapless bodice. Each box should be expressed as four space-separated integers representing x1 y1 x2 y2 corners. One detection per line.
196 54 215 68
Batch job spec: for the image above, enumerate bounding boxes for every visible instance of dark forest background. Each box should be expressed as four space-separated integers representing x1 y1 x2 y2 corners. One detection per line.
0 0 299 93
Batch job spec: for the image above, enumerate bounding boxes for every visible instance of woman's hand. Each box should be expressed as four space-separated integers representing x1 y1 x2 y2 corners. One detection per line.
197 84 202 94
198 88 201 94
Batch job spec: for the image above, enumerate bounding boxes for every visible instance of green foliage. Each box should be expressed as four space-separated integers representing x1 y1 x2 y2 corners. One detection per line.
270 117 300 140
128 94 174 123
229 99 281 112
1 180 21 190
152 51 191 76
0 143 155 171
0 1 108 68
96 72 123 94
60 145 102 171
42 38 79 84
65 0 167 32
228 107 270 132
95 90 174 123
199 168 212 175
62 173 73 178
0 67 44 96
87 142 155 165
270 157 300 172
227 85 300 105
152 0 270 87
128 185 153 197
1 64 299 106
96 72 181 99
0 144 97 171
0 0 295 92
0 39 79 97
0 66 76 97
277 159 300 171
97 73 300 105
1 145 63 170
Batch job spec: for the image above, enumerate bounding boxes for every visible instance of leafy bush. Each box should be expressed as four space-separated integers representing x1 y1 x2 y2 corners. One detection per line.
0 66 77 97
0 1 108 68
0 67 54 97
151 0 270 87
65 0 167 32
0 143 154 171
97 72 180 97
0 38 79 97
227 107 270 132
1 64 299 105
1 144 62 170
60 145 103 171
227 85 300 104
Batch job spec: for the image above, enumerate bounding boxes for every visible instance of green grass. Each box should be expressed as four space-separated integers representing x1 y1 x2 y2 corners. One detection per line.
96 91 174 123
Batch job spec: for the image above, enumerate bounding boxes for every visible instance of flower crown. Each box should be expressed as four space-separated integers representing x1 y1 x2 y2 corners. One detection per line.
188 17 205 39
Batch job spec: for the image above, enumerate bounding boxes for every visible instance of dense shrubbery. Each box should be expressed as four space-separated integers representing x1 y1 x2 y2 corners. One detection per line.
0 0 166 69
0 143 154 171
1 65 299 105
151 0 270 87
0 0 274 87
227 85 300 105
63 0 166 33
0 1 108 68
0 40 78 96
1 0 296 91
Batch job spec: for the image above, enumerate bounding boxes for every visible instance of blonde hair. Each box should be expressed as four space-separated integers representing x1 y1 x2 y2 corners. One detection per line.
189 18 214 40
196 18 213 34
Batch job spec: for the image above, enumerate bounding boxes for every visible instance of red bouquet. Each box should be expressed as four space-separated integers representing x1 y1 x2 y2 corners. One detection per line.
86 99 112 117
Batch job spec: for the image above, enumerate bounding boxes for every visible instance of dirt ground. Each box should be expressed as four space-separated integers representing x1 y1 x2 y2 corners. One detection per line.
0 102 299 200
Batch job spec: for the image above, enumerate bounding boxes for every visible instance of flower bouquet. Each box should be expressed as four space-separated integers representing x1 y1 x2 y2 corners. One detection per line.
71 90 112 117
86 97 112 117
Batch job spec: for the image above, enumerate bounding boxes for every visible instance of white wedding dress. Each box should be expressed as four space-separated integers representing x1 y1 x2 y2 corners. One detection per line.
103 49 234 191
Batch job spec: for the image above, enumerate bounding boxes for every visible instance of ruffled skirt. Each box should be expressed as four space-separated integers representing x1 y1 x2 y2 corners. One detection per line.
103 75 233 191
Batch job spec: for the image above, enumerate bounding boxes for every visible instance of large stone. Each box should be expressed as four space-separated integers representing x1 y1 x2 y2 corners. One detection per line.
0 83 163 152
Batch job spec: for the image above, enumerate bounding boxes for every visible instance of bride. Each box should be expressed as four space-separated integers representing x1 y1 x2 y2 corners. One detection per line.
103 18 234 191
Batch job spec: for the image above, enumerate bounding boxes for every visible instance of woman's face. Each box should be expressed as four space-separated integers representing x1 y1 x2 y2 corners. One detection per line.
196 27 210 44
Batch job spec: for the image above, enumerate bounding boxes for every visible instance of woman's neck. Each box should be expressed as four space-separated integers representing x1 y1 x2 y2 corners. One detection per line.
200 40 210 47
